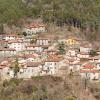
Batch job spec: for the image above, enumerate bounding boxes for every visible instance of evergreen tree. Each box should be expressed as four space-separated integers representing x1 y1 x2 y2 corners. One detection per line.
11 58 20 78
58 42 66 55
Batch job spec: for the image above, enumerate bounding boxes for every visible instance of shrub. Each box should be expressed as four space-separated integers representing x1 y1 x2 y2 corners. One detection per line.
89 50 98 57
32 86 38 92
20 84 33 94
41 84 47 92
51 76 62 82
31 76 43 80
3 80 9 87
3 86 14 96
66 96 76 100
9 78 23 86
23 32 27 36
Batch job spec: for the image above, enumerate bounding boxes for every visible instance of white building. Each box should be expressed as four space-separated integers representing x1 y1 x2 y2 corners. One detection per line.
0 55 64 80
8 40 25 51
80 46 92 53
89 55 100 62
46 49 58 55
80 63 100 80
42 55 63 75
17 54 40 62
0 40 8 48
95 62 100 69
0 61 14 80
0 48 16 57
0 34 18 41
26 45 43 53
70 61 87 72
77 52 90 58
23 23 46 35
18 62 42 79
36 37 50 46
67 48 78 57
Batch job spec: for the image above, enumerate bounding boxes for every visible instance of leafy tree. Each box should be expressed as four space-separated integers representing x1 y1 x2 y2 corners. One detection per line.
11 58 20 78
23 32 27 36
58 42 66 55
30 35 37 44
0 0 100 40
89 50 98 57
0 24 4 33
66 96 75 100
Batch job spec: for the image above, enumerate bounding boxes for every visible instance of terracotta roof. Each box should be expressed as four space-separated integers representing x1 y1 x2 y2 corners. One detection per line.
26 44 49 48
0 64 7 69
89 55 100 60
26 45 42 48
0 61 11 69
0 57 14 63
80 69 100 73
26 45 35 47
8 40 23 44
41 45 49 48
95 62 100 64
79 52 89 55
17 54 38 59
26 62 41 67
37 37 49 40
0 48 16 51
74 61 87 65
66 36 80 40
80 45 92 48
25 23 45 29
83 65 95 69
46 55 63 62
80 44 92 48
68 58 76 62
0 40 8 43
0 34 18 37
47 49 58 52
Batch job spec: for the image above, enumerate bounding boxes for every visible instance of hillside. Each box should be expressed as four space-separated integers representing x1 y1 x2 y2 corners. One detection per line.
0 0 100 25
0 1 100 100
0 75 97 100
0 0 100 40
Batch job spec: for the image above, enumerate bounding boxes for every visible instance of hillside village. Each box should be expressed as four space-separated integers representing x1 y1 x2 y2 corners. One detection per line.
0 22 100 83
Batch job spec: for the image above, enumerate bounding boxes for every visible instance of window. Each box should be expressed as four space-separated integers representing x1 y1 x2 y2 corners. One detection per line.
28 69 30 72
47 63 51 65
24 69 26 72
93 73 95 75
32 69 34 72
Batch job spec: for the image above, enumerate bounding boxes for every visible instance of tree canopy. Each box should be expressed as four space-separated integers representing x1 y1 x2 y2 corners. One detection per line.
0 0 100 39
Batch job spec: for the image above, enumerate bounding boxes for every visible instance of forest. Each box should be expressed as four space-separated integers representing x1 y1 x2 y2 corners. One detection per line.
0 0 100 40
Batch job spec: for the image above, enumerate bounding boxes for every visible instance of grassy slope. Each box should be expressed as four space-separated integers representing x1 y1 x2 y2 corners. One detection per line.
0 75 97 100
